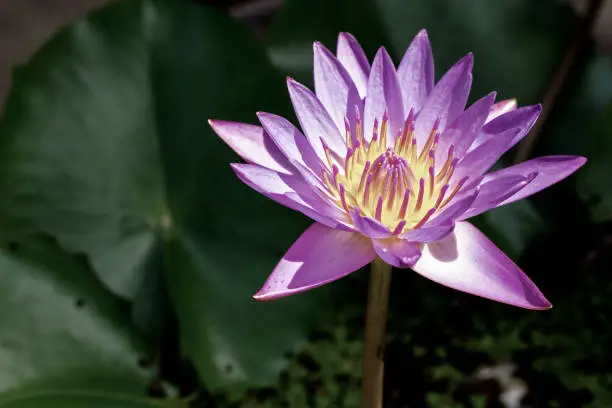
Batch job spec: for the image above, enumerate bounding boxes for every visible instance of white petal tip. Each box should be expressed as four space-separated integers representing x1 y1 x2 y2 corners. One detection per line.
252 291 270 301
416 28 429 39
375 46 390 57
253 288 299 301
208 119 234 135
255 111 268 121
338 32 356 42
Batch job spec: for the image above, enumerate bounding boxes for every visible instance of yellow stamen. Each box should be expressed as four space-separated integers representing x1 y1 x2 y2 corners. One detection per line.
325 112 465 235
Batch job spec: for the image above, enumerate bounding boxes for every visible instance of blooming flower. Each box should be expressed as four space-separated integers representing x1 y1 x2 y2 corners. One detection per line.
209 30 585 309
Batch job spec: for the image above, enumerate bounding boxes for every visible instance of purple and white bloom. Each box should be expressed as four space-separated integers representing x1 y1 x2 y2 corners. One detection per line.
209 30 585 309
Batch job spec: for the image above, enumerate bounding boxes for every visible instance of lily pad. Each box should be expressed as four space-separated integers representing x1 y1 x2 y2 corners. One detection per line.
0 0 320 391
0 237 165 407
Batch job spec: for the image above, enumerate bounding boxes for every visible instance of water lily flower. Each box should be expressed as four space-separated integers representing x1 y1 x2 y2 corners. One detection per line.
209 30 585 309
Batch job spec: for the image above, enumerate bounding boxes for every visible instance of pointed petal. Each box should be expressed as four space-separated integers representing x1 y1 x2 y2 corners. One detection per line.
485 105 540 134
336 32 370 97
350 209 392 238
486 98 517 123
412 221 552 309
209 120 293 174
373 238 421 268
454 128 520 181
231 163 304 197
231 164 346 227
397 29 434 116
314 42 362 133
415 54 473 145
257 112 324 177
400 184 480 243
437 92 496 164
287 78 347 162
254 223 376 300
363 47 404 143
291 159 339 201
460 173 536 220
429 187 479 225
482 156 587 206
473 104 541 150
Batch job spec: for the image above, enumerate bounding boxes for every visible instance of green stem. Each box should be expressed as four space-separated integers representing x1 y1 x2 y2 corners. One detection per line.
361 257 392 408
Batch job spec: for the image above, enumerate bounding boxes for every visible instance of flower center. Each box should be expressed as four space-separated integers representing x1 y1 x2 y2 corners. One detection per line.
322 111 465 234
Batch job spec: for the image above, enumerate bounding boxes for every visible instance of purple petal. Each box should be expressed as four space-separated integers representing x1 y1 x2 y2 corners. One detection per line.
291 159 340 202
400 225 454 243
481 156 587 207
231 163 347 227
397 29 435 116
459 173 536 220
473 104 541 150
411 221 552 309
428 187 479 225
486 98 517 123
314 42 362 133
373 238 422 268
437 92 496 164
336 32 370 98
363 47 404 143
209 120 293 175
399 184 480 243
453 128 520 181
350 209 392 238
415 54 473 145
287 78 347 162
254 223 376 300
484 105 542 135
257 112 324 177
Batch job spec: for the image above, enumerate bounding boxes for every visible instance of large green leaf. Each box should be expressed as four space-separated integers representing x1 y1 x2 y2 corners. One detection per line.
0 0 320 391
0 237 168 407
267 0 575 104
